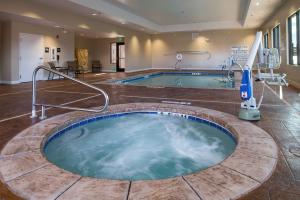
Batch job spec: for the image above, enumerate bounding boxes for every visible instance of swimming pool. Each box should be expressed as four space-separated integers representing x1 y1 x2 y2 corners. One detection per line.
44 111 236 181
113 72 235 89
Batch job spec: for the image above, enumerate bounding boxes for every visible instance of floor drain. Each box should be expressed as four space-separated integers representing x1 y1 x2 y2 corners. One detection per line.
289 147 300 157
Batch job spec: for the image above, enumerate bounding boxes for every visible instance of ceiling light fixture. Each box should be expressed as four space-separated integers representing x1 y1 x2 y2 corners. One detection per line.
55 25 60 28
91 13 98 16
256 2 260 6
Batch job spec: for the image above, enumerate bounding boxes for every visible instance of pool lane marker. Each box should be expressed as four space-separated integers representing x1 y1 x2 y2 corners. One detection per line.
0 94 101 123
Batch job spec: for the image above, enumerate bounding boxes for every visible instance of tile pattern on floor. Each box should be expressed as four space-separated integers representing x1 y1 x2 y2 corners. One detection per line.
0 70 299 200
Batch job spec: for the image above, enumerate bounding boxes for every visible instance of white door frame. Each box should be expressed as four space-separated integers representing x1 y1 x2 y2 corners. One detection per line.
19 33 45 82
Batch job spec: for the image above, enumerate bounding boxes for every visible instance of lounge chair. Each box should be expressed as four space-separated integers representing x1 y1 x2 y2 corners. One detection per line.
67 61 86 79
92 60 102 73
47 62 68 80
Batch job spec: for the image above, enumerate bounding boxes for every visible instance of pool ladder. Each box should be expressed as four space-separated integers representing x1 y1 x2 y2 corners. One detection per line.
31 65 109 120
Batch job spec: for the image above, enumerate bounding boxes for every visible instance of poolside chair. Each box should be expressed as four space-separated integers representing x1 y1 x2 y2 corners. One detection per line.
47 62 68 80
67 61 85 79
92 60 102 73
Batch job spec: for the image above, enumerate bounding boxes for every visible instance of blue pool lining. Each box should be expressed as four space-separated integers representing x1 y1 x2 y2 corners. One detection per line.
43 111 237 151
112 71 234 84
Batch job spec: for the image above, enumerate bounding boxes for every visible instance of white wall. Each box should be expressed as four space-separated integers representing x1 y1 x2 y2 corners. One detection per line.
260 0 300 87
0 21 2 80
0 21 13 83
95 38 116 72
0 21 75 83
75 35 152 73
75 35 97 69
0 0 154 82
151 29 257 70
125 33 152 72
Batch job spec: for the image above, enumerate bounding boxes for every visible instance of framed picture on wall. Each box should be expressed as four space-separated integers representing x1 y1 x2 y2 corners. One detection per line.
57 48 61 53
45 47 49 53
110 42 116 64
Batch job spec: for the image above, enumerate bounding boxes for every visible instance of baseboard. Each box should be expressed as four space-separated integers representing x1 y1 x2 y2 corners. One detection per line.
125 67 152 73
151 66 228 71
0 80 21 84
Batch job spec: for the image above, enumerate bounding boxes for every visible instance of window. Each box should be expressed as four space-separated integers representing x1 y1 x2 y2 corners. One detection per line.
272 25 280 53
110 43 116 64
264 33 269 48
288 10 300 65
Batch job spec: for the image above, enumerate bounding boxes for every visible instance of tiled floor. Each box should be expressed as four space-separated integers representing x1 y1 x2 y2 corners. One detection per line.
0 70 299 200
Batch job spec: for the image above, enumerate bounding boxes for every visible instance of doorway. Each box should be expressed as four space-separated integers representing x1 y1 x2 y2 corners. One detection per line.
19 33 44 82
116 42 125 72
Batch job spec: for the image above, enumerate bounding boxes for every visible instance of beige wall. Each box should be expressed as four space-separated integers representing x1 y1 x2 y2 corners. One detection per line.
77 34 152 73
95 38 116 72
1 21 13 82
0 0 153 81
126 33 152 72
261 0 300 86
151 29 257 70
0 21 2 80
1 21 75 82
75 37 117 72
75 35 97 69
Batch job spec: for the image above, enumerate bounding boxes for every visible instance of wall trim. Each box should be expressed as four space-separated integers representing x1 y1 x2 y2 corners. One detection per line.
125 67 152 73
152 66 228 70
102 66 116 73
0 80 21 84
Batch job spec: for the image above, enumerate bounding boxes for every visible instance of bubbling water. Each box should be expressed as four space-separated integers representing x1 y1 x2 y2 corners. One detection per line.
44 113 236 180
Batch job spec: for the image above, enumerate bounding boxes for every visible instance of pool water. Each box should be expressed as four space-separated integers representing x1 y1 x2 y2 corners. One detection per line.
44 113 236 180
116 72 235 89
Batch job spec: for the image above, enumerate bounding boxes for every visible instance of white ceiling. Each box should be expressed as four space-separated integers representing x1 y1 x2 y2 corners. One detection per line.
67 0 285 32
0 0 286 36
104 0 244 25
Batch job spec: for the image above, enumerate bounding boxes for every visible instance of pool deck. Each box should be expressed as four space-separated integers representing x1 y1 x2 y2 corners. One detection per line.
0 70 300 199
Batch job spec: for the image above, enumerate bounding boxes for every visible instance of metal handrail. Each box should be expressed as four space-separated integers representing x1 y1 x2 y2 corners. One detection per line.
31 65 109 119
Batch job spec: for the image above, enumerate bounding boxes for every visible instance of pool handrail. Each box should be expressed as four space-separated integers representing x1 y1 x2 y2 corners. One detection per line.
31 65 109 120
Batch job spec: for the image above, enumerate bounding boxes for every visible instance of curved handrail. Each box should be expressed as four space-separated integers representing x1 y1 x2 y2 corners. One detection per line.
31 65 109 119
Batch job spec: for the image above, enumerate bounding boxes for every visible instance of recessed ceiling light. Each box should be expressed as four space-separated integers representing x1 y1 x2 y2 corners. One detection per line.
91 13 98 16
55 25 60 28
256 2 260 6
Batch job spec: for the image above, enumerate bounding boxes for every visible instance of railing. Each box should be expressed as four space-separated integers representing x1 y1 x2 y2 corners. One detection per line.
31 65 109 120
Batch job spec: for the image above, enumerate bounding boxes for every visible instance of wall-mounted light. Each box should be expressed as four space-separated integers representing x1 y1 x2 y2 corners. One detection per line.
78 24 90 30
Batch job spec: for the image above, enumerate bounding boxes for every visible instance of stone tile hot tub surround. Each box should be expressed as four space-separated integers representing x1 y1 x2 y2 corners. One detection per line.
0 103 278 200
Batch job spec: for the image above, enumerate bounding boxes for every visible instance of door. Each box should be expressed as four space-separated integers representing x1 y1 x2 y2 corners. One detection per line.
116 42 125 72
19 33 44 82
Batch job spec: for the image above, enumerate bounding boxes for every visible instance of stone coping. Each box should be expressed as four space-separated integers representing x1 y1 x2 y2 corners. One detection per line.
0 103 278 200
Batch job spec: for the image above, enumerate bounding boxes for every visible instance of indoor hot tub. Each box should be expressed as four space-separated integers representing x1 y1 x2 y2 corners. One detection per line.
44 112 237 181
0 103 278 200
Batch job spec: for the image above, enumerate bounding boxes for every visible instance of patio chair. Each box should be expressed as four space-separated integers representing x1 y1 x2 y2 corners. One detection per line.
47 62 68 80
92 60 102 73
67 61 85 79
